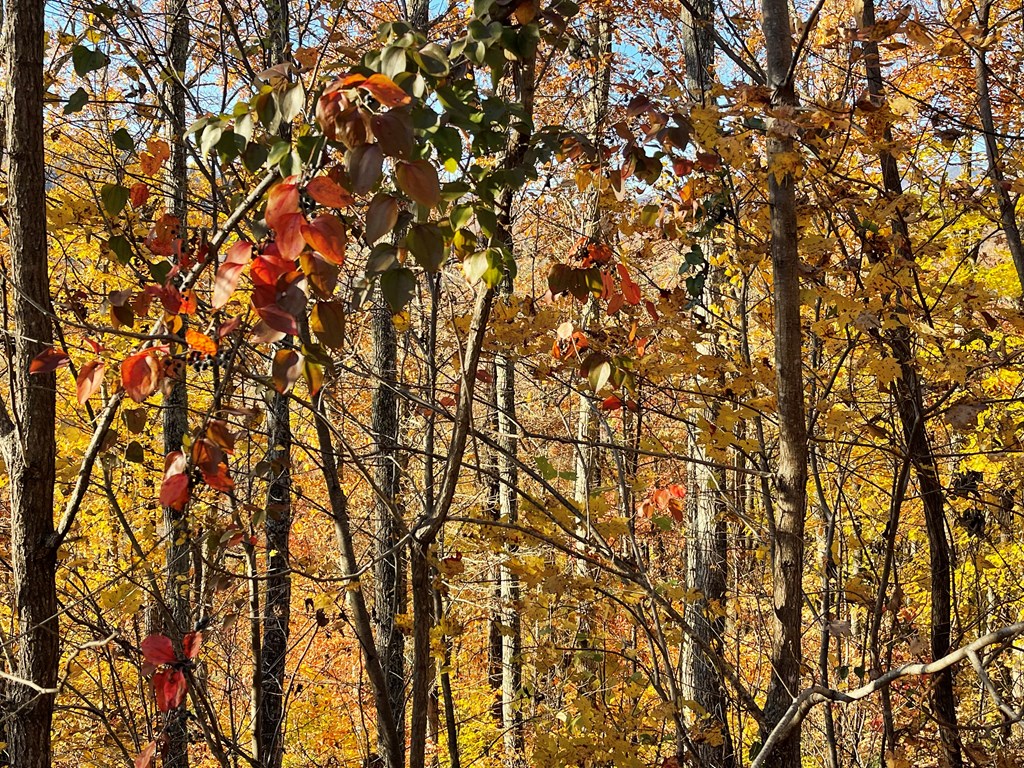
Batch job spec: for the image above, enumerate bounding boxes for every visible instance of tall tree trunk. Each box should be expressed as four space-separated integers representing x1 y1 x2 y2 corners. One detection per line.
372 300 407 768
161 0 193 762
313 394 405 768
487 21 538 764
258 390 292 768
972 0 1024 295
758 0 809 763
858 0 963 762
679 2 734 764
0 0 59 762
256 3 293 765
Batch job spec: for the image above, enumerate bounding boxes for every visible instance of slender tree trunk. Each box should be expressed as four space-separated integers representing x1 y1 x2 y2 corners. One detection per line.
972 0 1024 296
857 1 963 761
758 0 808 763
679 2 734 764
258 390 292 768
372 300 407 768
256 2 293 763
488 26 538 764
161 0 193 762
0 0 59 762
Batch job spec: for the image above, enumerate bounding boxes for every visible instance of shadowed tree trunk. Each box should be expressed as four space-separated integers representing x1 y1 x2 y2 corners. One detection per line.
758 0 809 763
160 0 193 762
857 0 963 762
972 0 1024 296
0 0 59 763
256 3 294 765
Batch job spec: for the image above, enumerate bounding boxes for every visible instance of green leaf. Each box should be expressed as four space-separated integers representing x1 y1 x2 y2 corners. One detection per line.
64 87 89 114
405 223 445 272
72 45 109 77
463 248 502 287
111 128 134 151
108 235 133 264
100 184 130 216
379 267 416 313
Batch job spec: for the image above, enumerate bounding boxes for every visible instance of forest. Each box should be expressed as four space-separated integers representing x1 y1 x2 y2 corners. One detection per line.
2 0 1024 762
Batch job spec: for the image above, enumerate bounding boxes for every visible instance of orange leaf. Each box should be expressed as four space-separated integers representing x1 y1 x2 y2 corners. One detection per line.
275 212 307 259
121 350 161 402
134 742 158 768
301 213 347 265
76 360 105 404
185 329 217 356
130 182 150 208
306 176 354 208
265 177 300 230
183 631 203 660
213 261 246 310
358 73 412 108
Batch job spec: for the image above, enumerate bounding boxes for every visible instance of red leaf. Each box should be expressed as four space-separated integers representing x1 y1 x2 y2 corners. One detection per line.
121 350 161 402
255 304 299 336
599 395 623 411
358 73 412 108
159 451 190 510
275 212 307 260
153 668 188 711
183 631 203 660
250 252 294 289
306 176 354 208
607 292 625 315
265 177 300 230
617 264 641 306
141 633 176 665
76 360 105 405
30 347 70 374
134 741 158 768
301 213 347 265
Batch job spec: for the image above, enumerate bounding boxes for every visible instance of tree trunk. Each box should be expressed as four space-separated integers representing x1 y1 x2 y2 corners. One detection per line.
258 389 292 768
314 394 405 768
0 0 59 762
161 0 192 761
972 0 1024 296
256 2 293 763
758 0 809 763
857 0 963 761
372 300 407 768
679 2 734 764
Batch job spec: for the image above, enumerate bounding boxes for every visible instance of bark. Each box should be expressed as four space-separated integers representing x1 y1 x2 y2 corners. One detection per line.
680 0 714 102
313 394 404 768
758 0 809 763
488 25 538 763
254 0 294 761
858 0 962 761
972 0 1024 296
258 390 292 768
161 0 193 761
0 0 59 762
371 301 406 768
679 3 734 764
682 431 735 768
